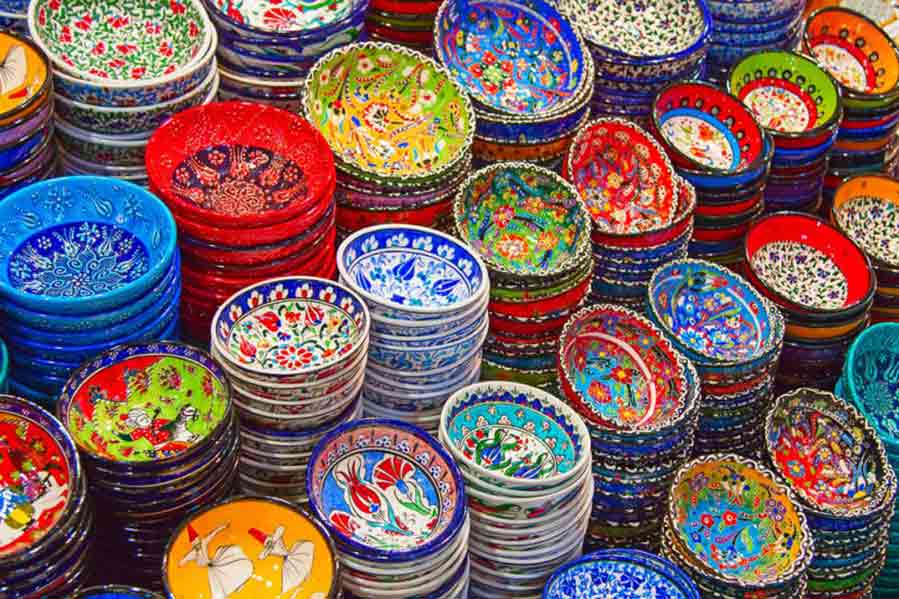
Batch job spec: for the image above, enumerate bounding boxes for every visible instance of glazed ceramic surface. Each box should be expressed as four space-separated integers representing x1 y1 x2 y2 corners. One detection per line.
845 324 899 444
833 176 899 266
559 305 688 431
30 0 209 82
73 586 164 598
750 241 849 310
304 42 473 181
435 0 586 115
454 163 589 277
59 343 230 463
0 396 77 558
565 118 677 235
164 497 337 599
213 277 368 375
207 0 360 33
668 455 811 587
0 32 49 122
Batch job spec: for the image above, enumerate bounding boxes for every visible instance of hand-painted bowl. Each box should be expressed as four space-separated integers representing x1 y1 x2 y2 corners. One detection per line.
454 162 590 279
368 316 489 372
146 100 335 229
667 454 813 588
72 585 165 599
831 174 899 268
337 224 489 320
306 418 467 563
211 277 369 383
0 176 177 314
0 337 6 394
0 32 51 128
766 387 894 519
304 41 474 185
652 81 768 176
843 322 899 448
435 0 587 119
440 382 590 490
202 0 365 39
57 342 232 468
745 212 876 316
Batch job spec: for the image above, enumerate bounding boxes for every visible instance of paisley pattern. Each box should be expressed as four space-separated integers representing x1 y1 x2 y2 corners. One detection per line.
834 195 899 266
750 241 849 310
171 144 308 216
659 111 737 171
7 222 149 298
209 0 359 32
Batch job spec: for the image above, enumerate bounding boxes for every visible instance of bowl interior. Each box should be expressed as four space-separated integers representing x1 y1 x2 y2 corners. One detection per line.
544 551 697 599
845 323 899 444
832 174 899 267
205 0 362 34
746 213 874 311
0 32 50 122
654 82 766 173
435 0 585 115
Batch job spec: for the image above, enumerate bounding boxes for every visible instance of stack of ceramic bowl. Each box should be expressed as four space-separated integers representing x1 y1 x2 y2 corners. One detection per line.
650 81 773 268
209 276 369 504
453 163 591 392
203 0 367 112
0 395 92 597
837 323 899 596
74 586 164 599
366 0 437 50
744 212 876 394
434 0 593 170
831 174 899 323
145 100 337 344
661 454 814 598
647 259 785 458
728 50 843 215
557 305 700 552
308 418 470 599
304 42 474 238
439 382 592 598
27 0 219 185
563 118 696 309
804 7 899 210
543 550 701 599
163 496 340 599
766 387 896 599
558 0 711 127
57 342 237 590
0 337 6 393
0 177 180 406
704 0 805 83
336 225 489 433
0 0 28 36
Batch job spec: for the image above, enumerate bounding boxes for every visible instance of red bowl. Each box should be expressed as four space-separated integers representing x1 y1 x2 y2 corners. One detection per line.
370 0 440 13
489 275 591 319
489 312 569 337
336 198 452 233
695 192 762 217
744 211 876 315
692 215 757 242
146 101 335 229
366 24 434 44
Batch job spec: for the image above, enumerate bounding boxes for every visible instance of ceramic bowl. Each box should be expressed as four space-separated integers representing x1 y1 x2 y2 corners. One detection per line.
843 322 899 449
831 173 899 268
145 100 335 229
72 585 164 598
0 32 51 128
304 41 474 186
744 212 877 317
202 0 366 39
368 315 489 371
0 176 177 314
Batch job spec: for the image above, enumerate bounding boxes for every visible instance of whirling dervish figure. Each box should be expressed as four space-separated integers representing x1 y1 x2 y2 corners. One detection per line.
248 526 314 599
179 522 253 599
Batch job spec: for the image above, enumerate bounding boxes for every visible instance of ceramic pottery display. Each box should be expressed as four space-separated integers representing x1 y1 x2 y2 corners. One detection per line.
557 0 711 127
73 586 165 599
0 394 92 597
728 50 842 215
703 0 806 83
27 0 219 182
651 81 773 267
837 322 899 596
564 118 695 308
204 0 367 111
804 7 899 208
543 549 700 599
209 276 370 504
766 387 897 599
366 0 437 50
744 212 876 393
307 418 470 598
557 304 700 552
454 162 592 392
164 496 339 599
439 381 592 597
57 342 237 591
145 100 337 344
337 225 489 431
661 453 814 598
435 0 594 169
832 174 899 324
0 176 181 405
304 41 474 237
647 258 785 458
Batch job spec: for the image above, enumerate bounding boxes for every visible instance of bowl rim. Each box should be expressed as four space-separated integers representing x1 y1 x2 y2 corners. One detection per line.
71 584 164 599
0 31 52 124
831 172 899 268
201 0 367 40
844 322 899 445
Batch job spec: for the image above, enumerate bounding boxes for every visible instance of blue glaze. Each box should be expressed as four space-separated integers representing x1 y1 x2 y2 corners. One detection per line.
0 126 50 171
844 323 899 450
475 105 589 144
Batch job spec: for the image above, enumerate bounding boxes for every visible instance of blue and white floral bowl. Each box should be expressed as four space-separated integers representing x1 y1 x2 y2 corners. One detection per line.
367 313 489 372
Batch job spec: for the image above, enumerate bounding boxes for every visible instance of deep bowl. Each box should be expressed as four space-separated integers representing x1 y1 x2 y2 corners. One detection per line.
843 322 899 448
831 173 899 268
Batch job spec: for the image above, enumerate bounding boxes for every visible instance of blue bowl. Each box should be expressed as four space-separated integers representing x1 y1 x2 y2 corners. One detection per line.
676 134 774 189
0 176 177 314
707 0 803 24
838 120 899 141
713 6 798 32
475 104 589 145
0 335 6 394
0 124 52 171
843 323 899 452
713 14 801 46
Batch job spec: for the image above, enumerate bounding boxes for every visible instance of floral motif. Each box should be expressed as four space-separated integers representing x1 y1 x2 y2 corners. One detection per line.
808 40 872 93
846 331 899 444
7 222 149 298
835 195 899 266
171 144 308 216
210 0 358 32
750 241 849 310
740 82 814 133
544 552 698 599
659 112 737 171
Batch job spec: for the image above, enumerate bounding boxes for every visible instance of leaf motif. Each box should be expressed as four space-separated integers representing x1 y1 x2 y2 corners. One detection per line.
20 212 41 229
355 270 372 293
93 195 113 219
392 258 416 282
431 278 459 297
152 228 161 249
739 527 755 553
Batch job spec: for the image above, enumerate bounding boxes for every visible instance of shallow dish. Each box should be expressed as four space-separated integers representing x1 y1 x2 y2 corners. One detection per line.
831 173 899 267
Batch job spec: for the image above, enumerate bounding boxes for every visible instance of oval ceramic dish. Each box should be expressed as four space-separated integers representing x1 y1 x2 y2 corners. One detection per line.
831 173 899 267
